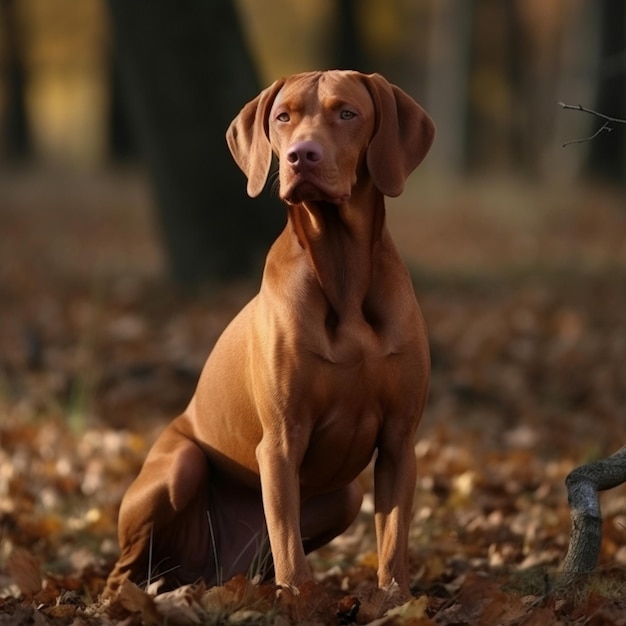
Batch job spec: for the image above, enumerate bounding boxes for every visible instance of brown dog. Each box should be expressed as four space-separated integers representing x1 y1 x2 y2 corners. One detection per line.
105 70 435 599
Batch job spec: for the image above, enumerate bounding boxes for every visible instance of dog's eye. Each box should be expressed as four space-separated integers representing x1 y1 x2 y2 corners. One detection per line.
340 110 356 120
276 112 290 122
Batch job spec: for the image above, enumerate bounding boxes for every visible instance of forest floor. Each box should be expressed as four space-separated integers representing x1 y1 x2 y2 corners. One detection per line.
1 167 626 624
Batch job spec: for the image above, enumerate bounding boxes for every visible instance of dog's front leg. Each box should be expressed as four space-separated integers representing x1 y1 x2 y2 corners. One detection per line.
373 434 418 596
256 435 311 592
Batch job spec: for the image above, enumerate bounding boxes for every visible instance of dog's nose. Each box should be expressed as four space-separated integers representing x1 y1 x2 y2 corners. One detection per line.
286 140 323 167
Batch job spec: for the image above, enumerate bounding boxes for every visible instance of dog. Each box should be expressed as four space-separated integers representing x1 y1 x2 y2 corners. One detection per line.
105 70 435 600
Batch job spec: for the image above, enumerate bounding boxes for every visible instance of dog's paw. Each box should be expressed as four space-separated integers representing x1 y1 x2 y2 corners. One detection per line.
381 577 412 603
275 582 301 597
356 582 414 622
275 580 331 621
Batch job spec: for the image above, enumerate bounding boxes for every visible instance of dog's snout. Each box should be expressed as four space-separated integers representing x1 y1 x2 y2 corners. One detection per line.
286 140 323 167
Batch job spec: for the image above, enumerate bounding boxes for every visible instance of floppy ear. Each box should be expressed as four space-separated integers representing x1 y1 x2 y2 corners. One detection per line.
362 73 435 197
226 79 285 197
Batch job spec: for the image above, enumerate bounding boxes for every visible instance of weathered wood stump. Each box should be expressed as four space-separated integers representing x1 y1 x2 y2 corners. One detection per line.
562 445 626 581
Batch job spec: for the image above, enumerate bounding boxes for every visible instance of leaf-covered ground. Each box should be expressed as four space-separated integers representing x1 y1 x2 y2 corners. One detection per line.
1 169 625 624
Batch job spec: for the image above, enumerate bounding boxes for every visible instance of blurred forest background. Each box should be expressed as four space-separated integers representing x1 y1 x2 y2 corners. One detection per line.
1 1 626 623
2 0 626 179
1 0 626 282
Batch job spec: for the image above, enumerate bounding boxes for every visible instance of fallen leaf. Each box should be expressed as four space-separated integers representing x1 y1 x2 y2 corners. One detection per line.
336 594 360 624
521 606 563 626
153 584 206 625
386 594 429 619
202 583 240 613
116 579 162 625
228 608 266 624
42 603 79 619
6 548 42 596
366 595 436 625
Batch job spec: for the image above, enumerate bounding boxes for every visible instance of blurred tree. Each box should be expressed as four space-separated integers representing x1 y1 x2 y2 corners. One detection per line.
107 0 282 285
585 0 626 182
461 0 573 178
334 0 370 72
427 1 472 175
464 0 527 174
0 0 32 160
108 61 135 161
515 0 569 178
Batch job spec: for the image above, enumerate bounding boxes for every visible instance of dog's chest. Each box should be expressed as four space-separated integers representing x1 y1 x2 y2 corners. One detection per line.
312 306 406 363
297 348 412 485
300 395 382 490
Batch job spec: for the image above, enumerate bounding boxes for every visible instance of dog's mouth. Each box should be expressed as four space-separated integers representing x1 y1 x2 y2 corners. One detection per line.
282 177 349 206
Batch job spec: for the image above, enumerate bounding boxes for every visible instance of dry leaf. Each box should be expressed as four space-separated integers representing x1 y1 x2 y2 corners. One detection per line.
228 608 266 624
42 603 79 619
6 548 42 596
3 176 626 624
202 580 241 612
153 584 205 625
386 595 429 619
358 552 379 571
521 606 563 626
117 579 162 625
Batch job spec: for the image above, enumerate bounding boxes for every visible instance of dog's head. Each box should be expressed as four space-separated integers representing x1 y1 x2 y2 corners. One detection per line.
226 70 435 202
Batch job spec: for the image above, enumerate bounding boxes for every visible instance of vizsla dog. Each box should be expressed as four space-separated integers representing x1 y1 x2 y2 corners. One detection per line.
105 70 435 600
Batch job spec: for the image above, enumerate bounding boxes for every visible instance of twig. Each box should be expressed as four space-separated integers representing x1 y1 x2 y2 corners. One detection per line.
558 101 626 147
561 121 613 147
558 101 626 124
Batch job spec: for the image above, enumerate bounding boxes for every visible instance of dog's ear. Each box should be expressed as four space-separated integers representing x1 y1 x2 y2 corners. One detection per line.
362 73 435 197
226 79 285 198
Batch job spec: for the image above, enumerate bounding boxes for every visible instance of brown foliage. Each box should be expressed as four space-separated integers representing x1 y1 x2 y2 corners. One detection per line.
1 173 626 623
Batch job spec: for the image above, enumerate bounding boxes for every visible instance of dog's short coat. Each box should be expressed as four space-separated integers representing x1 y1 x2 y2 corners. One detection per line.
105 70 435 599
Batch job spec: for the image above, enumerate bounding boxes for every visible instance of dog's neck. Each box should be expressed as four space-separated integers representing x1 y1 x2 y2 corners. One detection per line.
287 181 386 319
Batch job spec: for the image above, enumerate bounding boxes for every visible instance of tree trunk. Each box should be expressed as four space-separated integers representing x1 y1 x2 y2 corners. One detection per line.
426 0 472 175
1 0 32 161
108 59 136 162
334 0 370 72
585 0 626 181
107 0 283 285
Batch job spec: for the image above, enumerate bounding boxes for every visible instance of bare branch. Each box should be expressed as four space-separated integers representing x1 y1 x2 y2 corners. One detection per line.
561 122 612 148
558 101 626 148
561 445 626 583
558 101 626 124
